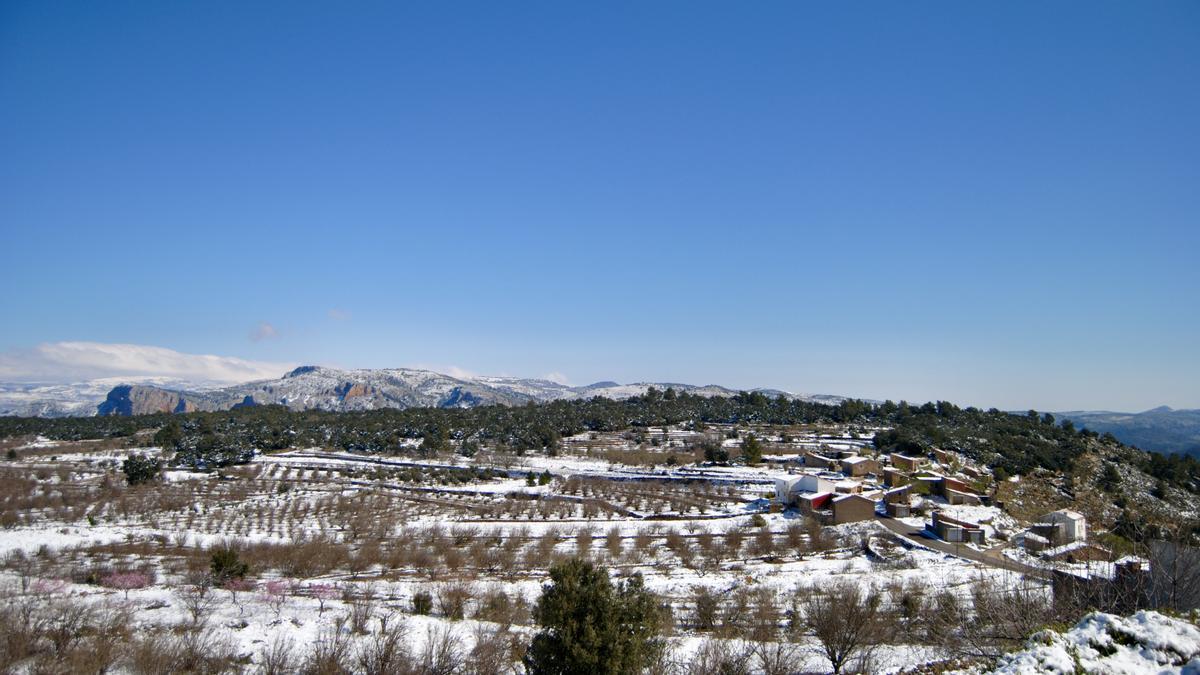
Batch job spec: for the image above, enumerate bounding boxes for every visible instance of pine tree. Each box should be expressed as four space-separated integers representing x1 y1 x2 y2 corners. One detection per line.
525 558 666 674
121 454 162 485
741 434 763 466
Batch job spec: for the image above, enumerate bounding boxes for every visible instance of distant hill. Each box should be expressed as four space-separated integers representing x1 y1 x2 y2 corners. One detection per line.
0 366 853 417
1057 406 1200 457
0 377 221 418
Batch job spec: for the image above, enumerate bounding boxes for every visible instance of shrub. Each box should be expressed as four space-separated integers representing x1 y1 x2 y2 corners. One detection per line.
692 587 720 631
210 546 249 583
412 590 433 615
259 635 296 675
122 454 161 485
304 620 352 675
356 620 410 675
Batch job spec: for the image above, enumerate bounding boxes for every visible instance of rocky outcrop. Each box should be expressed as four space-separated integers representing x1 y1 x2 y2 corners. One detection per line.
441 387 484 408
337 382 374 400
97 385 216 416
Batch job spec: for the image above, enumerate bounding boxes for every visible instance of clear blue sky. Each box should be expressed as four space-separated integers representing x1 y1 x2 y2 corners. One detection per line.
1 2 1197 411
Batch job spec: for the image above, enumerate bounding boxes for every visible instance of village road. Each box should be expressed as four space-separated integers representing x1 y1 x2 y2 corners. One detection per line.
874 515 1052 580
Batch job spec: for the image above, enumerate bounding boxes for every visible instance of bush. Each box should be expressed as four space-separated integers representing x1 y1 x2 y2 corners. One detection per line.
412 590 433 615
121 454 161 485
209 547 249 583
436 583 472 620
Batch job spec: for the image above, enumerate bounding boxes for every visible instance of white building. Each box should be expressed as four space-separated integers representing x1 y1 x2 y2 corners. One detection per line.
1042 509 1087 543
774 473 840 506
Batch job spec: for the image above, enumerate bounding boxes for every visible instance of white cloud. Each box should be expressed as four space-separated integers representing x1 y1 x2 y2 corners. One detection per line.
443 365 477 380
541 371 571 385
328 308 351 321
408 363 480 380
249 322 278 342
0 342 296 385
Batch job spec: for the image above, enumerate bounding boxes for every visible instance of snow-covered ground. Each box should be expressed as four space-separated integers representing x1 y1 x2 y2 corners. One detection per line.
0 425 1116 673
956 610 1200 674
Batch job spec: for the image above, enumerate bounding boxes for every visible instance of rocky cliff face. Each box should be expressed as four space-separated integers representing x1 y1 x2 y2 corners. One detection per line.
97 385 218 416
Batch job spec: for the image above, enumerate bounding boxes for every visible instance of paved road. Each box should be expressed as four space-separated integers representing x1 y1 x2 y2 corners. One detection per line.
874 515 1052 580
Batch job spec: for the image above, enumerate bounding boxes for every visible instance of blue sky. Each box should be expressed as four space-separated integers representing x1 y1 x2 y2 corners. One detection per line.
1 2 1197 411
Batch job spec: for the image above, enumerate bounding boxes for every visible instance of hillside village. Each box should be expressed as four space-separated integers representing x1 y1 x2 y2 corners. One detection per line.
2 406 1195 673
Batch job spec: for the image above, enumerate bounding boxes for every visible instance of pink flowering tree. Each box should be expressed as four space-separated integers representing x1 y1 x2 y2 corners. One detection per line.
103 571 152 600
30 578 68 598
260 579 293 620
224 577 256 615
308 582 341 614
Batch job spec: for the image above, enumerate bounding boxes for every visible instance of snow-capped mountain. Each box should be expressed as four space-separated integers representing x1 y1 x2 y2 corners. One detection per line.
1 365 855 417
0 377 226 417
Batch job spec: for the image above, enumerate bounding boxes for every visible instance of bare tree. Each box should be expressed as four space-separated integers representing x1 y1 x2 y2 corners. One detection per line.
747 587 781 641
177 576 215 626
793 581 885 675
679 638 753 675
1150 535 1200 611
303 617 352 675
956 576 1058 660
259 635 297 675
436 581 473 620
355 618 411 675
750 640 803 675
417 624 463 675
466 624 519 675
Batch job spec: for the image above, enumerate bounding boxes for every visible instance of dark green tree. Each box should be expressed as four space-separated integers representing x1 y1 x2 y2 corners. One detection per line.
525 558 666 675
741 434 763 466
418 429 448 457
1099 463 1122 492
210 546 249 583
412 590 433 615
153 420 182 450
701 438 729 464
121 453 161 485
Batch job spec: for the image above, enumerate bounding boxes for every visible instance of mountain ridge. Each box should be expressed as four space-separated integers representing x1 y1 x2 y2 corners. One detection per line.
1057 406 1200 457
5 365 855 417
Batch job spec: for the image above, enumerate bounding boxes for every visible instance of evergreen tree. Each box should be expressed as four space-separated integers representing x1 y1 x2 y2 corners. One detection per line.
525 558 666 675
1099 463 1122 492
121 453 161 485
210 546 249 583
741 433 763 466
153 420 182 450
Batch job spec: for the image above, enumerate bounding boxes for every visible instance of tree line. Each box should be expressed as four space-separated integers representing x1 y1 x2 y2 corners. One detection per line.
3 388 1198 492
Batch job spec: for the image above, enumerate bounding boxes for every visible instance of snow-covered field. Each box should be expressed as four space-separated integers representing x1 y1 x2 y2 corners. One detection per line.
0 425 1132 673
